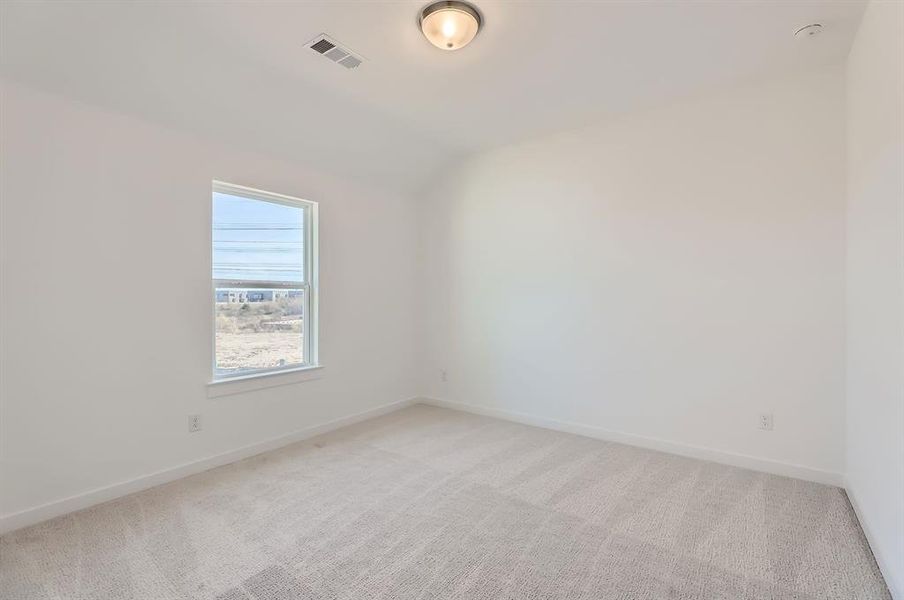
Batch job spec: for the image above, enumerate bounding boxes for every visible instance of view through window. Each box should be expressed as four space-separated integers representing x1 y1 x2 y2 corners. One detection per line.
212 182 317 380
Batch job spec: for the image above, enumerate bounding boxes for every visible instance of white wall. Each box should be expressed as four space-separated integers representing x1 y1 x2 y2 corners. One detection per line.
0 81 420 527
420 65 847 483
845 0 904 596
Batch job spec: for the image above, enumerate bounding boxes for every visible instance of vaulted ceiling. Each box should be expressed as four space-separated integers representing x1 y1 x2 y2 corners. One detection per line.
0 0 867 192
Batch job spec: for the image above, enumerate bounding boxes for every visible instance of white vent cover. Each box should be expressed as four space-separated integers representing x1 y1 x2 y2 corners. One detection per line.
307 34 364 70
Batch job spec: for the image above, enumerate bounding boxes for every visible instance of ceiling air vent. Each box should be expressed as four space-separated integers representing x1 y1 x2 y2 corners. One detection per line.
308 34 364 70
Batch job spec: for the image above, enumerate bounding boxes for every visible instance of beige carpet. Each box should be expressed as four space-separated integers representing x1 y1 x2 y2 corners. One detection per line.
0 405 890 599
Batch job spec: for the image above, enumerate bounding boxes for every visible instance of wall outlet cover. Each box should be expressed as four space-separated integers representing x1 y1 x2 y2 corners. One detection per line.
189 414 202 433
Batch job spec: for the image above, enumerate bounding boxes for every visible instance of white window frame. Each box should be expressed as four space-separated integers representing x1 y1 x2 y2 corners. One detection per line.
210 180 319 383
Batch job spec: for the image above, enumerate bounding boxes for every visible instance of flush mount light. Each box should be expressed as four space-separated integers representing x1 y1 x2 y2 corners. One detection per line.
419 1 482 51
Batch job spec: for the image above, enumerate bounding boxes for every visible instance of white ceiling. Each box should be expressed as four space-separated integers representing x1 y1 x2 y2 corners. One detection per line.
0 0 867 192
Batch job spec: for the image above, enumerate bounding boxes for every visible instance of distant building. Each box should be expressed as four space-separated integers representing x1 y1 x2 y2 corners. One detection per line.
215 289 299 303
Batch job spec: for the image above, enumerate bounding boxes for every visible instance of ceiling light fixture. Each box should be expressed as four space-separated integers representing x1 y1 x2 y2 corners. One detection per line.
419 1 482 51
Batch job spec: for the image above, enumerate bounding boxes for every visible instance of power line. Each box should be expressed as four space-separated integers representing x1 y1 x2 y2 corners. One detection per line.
213 240 303 244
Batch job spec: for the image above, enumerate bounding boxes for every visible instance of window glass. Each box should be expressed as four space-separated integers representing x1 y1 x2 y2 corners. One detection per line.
212 185 316 380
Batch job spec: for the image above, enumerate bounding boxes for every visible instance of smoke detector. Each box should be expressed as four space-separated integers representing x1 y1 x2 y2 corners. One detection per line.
307 34 363 69
794 23 824 39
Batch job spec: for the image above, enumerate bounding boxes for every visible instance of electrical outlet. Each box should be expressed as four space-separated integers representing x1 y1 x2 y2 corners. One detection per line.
440 369 448 383
189 414 202 433
758 413 774 431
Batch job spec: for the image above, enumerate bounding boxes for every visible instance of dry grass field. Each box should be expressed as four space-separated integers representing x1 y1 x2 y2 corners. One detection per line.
215 295 304 373
215 330 303 370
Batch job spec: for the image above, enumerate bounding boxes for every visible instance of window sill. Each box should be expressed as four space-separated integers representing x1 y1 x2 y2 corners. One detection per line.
207 365 323 398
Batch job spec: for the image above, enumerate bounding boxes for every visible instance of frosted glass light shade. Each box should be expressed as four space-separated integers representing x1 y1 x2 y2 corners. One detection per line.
420 1 482 51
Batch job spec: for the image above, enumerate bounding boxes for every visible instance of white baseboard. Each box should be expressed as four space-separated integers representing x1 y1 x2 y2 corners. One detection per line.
0 397 418 535
418 397 844 487
845 478 902 600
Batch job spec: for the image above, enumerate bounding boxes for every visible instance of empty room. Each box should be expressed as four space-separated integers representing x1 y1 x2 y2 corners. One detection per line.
1 0 902 598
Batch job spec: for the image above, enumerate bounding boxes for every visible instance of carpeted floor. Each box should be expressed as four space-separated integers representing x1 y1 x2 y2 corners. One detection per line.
0 405 890 599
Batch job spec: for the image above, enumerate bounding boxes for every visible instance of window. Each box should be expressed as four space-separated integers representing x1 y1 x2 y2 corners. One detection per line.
212 181 318 381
